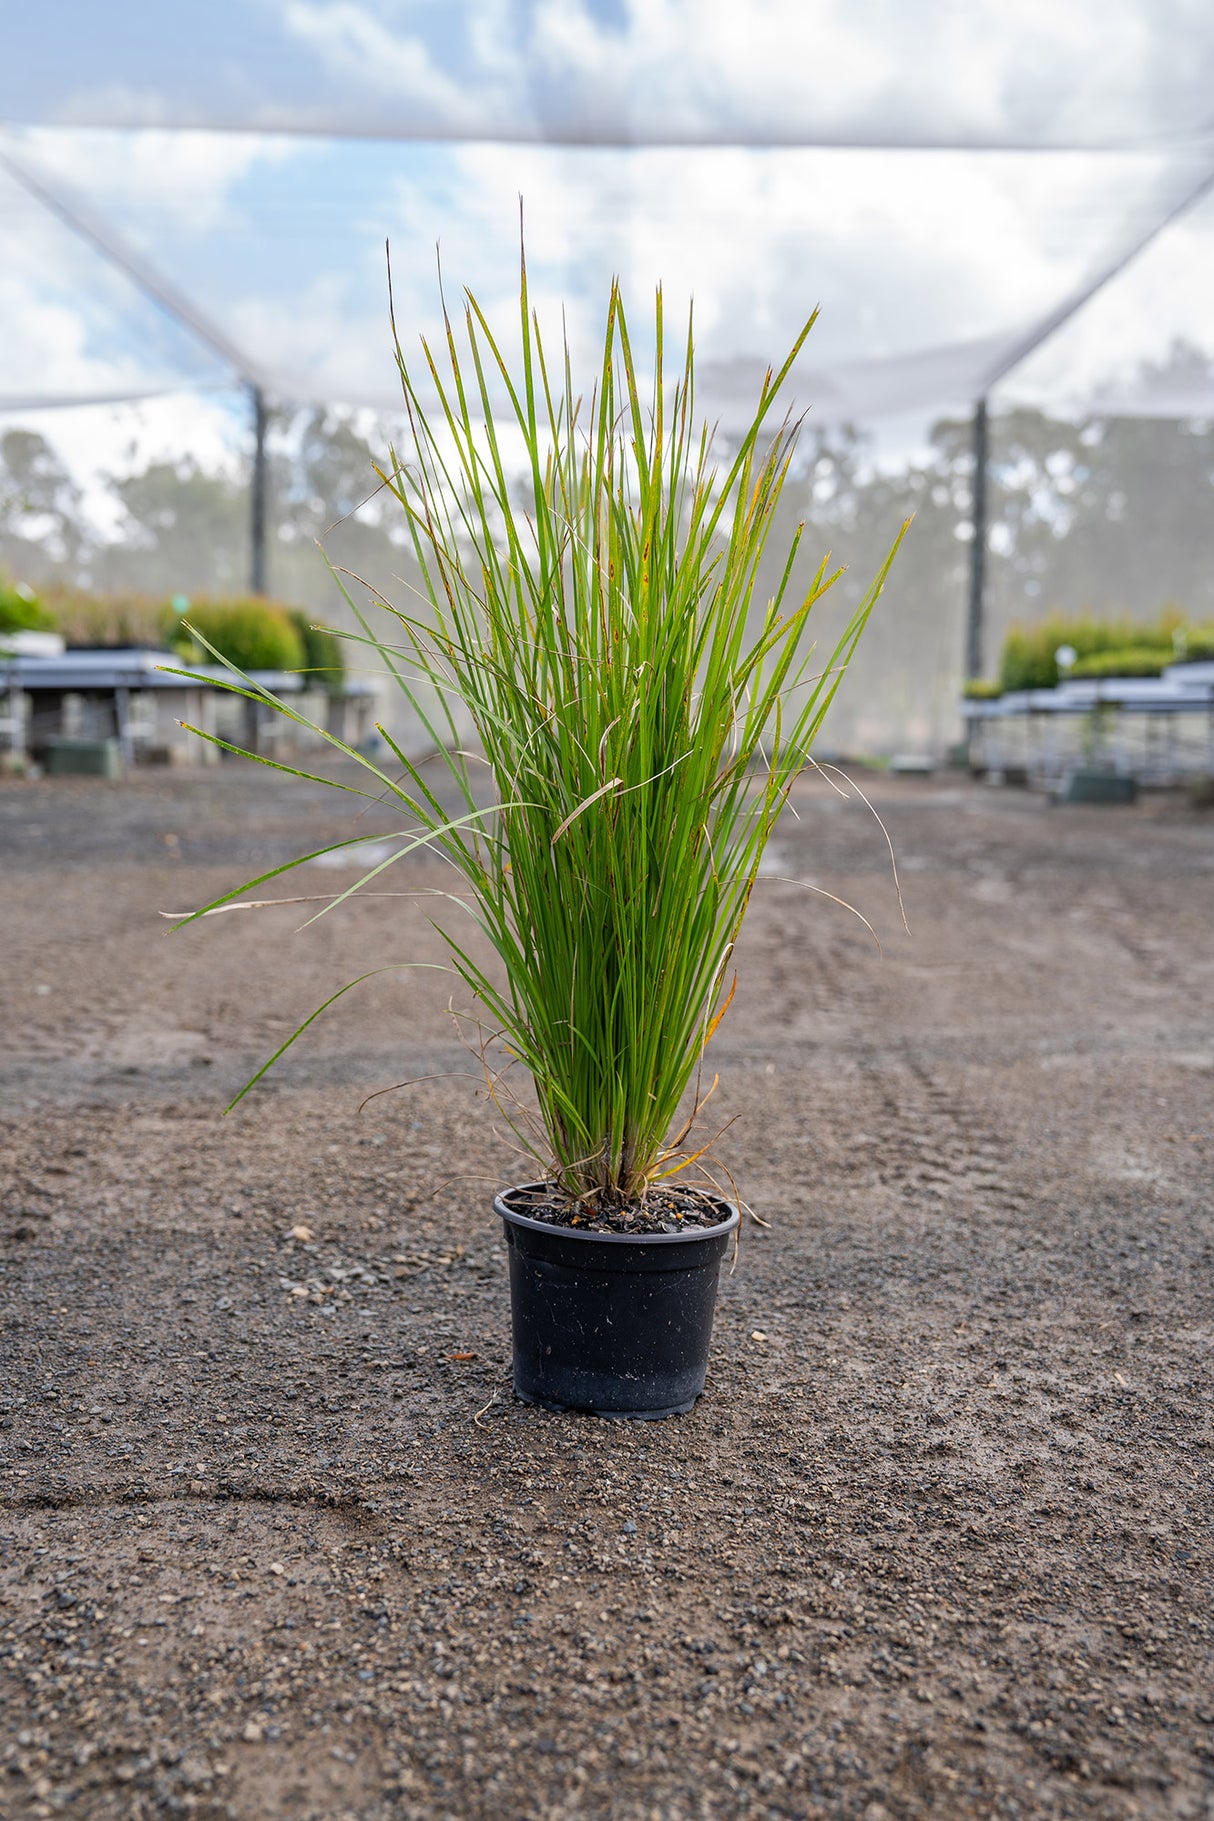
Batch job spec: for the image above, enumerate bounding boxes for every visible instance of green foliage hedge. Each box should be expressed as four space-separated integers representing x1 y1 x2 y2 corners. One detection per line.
1173 627 1214 664
997 611 1185 692
962 678 1003 699
178 601 346 688
288 610 346 693
1068 646 1172 680
177 601 346 687
176 597 304 672
0 578 56 635
0 582 345 686
43 586 172 649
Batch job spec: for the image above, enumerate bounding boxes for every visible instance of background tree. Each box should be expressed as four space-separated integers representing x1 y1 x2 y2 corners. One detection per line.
0 429 85 581
89 458 247 599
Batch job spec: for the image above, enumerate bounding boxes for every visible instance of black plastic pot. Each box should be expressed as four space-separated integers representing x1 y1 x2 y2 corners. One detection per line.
494 1184 739 1419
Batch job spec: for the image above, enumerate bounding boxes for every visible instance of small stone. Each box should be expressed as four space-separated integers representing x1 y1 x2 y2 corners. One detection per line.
750 1331 769 1343
179 1754 213 1789
288 1225 315 1243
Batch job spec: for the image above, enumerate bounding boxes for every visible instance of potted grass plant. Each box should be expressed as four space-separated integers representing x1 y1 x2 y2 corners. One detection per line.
172 246 906 1418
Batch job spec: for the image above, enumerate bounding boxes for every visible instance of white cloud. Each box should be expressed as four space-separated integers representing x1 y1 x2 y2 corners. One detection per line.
0 393 247 538
1001 193 1214 411
17 127 294 237
228 270 401 403
282 1 515 130
273 0 1208 146
369 142 1201 393
526 0 899 141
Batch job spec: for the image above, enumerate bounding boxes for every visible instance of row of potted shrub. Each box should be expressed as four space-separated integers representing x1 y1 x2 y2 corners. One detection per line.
0 580 346 692
173 599 346 692
963 611 1214 699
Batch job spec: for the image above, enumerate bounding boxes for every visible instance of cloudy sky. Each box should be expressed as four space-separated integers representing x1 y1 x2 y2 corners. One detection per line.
10 0 1214 148
2 0 1213 496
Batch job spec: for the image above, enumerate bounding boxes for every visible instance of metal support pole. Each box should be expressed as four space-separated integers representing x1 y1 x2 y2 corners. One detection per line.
251 384 268 597
1 670 26 764
114 685 133 769
965 396 988 682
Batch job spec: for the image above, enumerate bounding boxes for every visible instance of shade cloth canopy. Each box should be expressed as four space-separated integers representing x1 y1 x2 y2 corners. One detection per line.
3 1 1214 425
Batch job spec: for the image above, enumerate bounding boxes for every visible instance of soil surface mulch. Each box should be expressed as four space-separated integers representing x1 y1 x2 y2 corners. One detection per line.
1 759 1212 1821
502 1183 732 1235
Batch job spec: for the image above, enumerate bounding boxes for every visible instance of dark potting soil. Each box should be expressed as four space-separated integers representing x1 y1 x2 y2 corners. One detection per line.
501 1180 731 1235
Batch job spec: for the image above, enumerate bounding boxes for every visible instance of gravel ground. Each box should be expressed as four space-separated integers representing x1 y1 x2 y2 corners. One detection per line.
1 759 1212 1821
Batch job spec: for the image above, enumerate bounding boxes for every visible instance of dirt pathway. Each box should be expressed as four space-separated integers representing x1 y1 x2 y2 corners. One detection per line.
1 764 1212 1819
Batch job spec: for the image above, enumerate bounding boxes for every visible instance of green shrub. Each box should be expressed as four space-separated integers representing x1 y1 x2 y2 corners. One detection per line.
288 610 346 693
41 586 173 649
178 598 305 673
999 610 1187 693
0 579 56 635
1068 646 1172 680
998 622 1063 691
962 679 1002 699
1172 627 1214 664
42 589 343 674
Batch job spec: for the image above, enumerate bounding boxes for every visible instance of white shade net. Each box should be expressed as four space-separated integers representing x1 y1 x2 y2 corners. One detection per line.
3 3 1214 763
2 2 1214 423
6 0 1214 150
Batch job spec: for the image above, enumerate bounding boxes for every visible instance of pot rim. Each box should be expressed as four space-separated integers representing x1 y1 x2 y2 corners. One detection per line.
494 1180 740 1247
